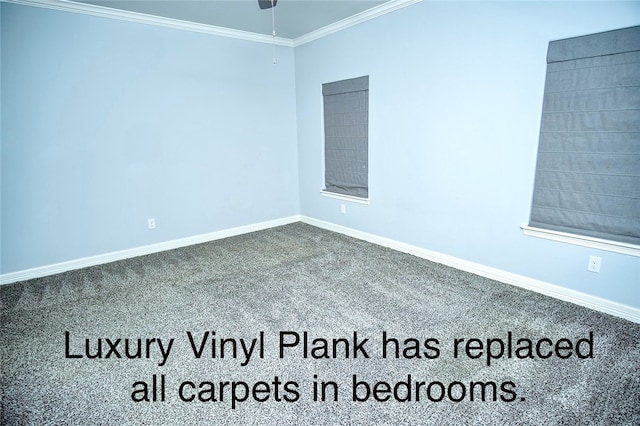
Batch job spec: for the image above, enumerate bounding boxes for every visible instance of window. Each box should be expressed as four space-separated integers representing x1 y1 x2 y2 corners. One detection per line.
527 26 640 249
322 75 369 200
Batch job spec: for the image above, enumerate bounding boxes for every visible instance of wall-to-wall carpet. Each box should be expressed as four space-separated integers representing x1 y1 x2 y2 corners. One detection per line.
1 223 638 424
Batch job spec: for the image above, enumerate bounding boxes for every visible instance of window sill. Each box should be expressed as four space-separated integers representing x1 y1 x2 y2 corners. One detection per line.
521 225 640 257
321 190 370 205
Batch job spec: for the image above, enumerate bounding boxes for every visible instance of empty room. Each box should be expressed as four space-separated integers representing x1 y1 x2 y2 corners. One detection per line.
1 0 639 424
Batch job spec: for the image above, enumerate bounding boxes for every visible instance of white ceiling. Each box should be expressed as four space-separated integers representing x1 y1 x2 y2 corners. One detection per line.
70 0 392 40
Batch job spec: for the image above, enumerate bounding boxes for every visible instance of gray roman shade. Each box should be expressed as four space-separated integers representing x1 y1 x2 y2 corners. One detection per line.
529 26 640 245
323 75 369 198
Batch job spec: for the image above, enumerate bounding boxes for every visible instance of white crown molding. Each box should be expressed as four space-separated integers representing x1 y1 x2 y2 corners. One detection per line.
3 0 295 47
293 0 422 47
0 215 302 285
4 0 422 47
300 216 640 324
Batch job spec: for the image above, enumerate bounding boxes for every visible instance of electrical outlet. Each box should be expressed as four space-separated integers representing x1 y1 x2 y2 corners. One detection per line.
587 255 602 273
148 218 156 229
340 204 346 214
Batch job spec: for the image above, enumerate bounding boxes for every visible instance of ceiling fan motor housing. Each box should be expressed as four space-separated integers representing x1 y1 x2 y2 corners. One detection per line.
258 0 278 10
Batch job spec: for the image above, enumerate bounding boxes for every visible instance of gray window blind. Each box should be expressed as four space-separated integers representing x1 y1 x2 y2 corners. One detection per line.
529 26 640 245
323 75 369 198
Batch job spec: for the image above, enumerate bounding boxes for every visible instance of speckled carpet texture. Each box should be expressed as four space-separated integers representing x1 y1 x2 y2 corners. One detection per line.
1 222 639 425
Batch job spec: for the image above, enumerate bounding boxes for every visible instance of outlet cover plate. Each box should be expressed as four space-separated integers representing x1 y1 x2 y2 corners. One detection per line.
587 255 602 273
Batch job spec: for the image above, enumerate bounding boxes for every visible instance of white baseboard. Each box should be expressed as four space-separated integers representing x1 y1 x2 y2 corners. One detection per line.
300 216 640 324
3 214 638 323
0 215 301 285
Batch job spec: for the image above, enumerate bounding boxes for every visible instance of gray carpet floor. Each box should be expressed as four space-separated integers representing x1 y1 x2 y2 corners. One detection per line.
1 222 639 425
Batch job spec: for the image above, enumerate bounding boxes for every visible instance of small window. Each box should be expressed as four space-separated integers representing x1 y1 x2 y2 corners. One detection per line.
528 26 640 246
322 75 369 199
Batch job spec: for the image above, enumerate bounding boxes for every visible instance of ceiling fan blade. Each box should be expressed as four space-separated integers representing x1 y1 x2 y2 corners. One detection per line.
258 0 277 10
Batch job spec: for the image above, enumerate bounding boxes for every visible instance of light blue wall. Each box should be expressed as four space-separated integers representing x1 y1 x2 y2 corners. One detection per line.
2 1 639 311
1 3 299 273
295 1 640 308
